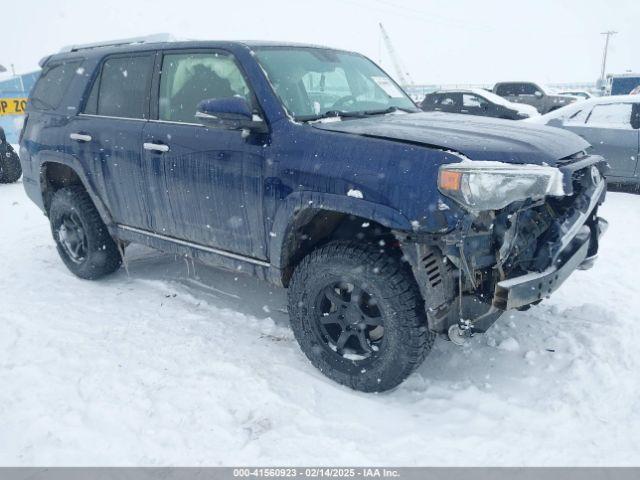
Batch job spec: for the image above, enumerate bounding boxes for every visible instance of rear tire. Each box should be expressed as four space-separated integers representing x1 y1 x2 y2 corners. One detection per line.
49 186 122 279
0 144 22 184
288 241 435 392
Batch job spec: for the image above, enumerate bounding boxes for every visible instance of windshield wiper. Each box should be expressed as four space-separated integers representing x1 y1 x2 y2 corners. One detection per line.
362 106 419 115
300 106 417 123
300 110 368 122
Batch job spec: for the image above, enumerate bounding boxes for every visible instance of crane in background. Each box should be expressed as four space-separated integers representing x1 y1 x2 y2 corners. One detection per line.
378 23 414 88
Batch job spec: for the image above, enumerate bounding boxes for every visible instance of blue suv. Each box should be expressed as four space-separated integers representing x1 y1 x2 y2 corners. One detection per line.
20 39 608 391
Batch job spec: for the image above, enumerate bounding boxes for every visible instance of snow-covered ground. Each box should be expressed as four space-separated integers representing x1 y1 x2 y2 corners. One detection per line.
1 179 640 466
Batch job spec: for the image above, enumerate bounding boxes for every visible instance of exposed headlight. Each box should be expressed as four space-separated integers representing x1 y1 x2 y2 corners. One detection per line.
438 161 565 212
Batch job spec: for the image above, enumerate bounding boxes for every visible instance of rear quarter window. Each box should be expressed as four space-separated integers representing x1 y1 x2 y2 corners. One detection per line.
29 59 83 111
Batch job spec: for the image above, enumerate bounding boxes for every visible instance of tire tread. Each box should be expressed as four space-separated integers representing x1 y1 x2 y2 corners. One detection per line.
288 240 435 392
49 186 121 279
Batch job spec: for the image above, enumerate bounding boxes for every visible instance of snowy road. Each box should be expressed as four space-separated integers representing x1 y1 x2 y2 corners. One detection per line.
1 180 640 466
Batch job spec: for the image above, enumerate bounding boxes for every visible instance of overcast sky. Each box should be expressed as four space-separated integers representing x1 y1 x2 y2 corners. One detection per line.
2 0 639 85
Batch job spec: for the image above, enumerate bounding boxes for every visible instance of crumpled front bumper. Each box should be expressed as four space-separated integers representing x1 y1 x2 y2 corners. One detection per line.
492 173 607 311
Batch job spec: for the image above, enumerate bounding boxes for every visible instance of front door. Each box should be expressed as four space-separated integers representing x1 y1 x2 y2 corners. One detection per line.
67 52 156 230
564 102 639 179
142 50 267 260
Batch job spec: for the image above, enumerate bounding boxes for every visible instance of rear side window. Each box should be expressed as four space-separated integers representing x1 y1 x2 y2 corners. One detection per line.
495 83 537 96
30 60 83 110
84 54 154 119
436 93 460 107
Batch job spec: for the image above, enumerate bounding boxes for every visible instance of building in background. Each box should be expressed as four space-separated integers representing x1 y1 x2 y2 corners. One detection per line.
0 70 39 144
606 73 640 96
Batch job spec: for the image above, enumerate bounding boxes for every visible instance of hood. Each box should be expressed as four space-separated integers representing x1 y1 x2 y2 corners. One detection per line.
313 112 588 165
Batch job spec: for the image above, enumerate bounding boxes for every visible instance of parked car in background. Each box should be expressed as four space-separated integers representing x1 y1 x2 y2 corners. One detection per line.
558 90 594 101
526 95 640 187
493 81 576 114
0 126 22 183
420 88 539 119
20 39 608 392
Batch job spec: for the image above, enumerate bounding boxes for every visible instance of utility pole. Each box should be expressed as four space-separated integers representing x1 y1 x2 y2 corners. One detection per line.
10 63 25 93
599 30 617 90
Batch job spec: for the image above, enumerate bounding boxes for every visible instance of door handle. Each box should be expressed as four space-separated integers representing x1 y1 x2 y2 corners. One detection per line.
70 133 92 142
143 142 170 153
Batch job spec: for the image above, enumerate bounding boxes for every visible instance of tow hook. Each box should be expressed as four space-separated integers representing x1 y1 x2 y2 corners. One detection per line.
448 306 502 346
448 320 473 346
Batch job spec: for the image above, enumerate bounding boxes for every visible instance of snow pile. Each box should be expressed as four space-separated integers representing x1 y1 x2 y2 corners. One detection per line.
1 181 640 465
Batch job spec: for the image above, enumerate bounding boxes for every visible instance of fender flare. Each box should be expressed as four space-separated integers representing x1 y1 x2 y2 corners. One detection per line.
38 152 114 226
269 190 413 269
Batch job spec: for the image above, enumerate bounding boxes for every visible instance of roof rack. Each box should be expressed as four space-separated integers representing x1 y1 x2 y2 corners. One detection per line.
59 33 175 53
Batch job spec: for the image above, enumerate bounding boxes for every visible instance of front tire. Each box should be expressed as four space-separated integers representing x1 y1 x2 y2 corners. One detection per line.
49 186 122 279
288 241 435 392
0 144 22 184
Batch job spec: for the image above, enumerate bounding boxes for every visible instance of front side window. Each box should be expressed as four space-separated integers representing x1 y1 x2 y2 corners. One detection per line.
254 47 418 121
421 94 437 106
30 60 83 110
438 93 460 107
159 52 251 123
587 103 633 128
84 54 153 119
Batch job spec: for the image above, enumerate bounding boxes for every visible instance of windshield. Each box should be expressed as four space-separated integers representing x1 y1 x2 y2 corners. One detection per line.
253 47 419 121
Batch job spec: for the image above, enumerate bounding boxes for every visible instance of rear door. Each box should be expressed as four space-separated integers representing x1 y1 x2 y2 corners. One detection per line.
564 102 639 179
142 49 267 260
68 52 155 230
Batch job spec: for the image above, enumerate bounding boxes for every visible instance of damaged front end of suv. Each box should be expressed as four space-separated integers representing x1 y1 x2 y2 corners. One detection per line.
404 152 608 344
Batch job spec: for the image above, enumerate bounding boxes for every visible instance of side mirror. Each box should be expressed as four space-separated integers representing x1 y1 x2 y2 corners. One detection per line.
547 118 563 128
195 97 267 133
534 90 543 98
